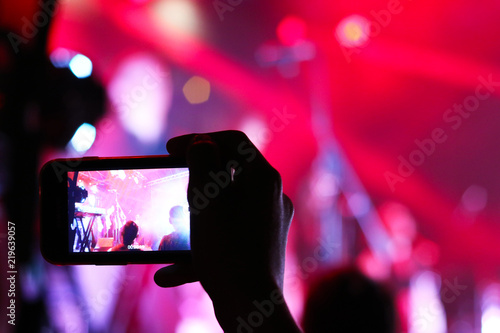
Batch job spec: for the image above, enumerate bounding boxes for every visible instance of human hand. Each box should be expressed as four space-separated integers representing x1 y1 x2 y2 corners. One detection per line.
154 130 299 332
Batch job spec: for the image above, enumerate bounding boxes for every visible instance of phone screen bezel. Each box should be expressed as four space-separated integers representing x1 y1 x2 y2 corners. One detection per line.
40 155 191 265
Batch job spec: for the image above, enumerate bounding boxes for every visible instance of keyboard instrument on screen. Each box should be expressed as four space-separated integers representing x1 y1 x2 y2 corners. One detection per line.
74 204 106 217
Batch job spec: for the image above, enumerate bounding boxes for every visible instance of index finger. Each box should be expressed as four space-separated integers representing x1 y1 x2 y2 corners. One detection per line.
167 130 271 170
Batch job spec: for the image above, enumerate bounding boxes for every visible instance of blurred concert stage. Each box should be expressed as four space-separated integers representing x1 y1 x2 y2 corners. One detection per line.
1 0 500 332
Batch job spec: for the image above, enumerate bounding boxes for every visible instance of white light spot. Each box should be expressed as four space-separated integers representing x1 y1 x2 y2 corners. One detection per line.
117 170 126 181
482 284 500 333
409 271 446 333
69 123 96 153
69 54 93 79
335 14 370 48
482 305 500 333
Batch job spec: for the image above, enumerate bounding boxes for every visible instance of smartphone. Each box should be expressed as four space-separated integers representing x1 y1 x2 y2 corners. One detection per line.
40 155 191 265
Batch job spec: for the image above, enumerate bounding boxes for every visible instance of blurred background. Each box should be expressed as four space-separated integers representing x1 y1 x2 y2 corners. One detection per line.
1 0 500 332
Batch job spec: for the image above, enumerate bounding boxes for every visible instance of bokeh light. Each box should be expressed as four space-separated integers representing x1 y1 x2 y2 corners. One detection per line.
461 184 488 214
482 284 500 333
150 0 200 35
49 47 72 68
182 76 211 104
107 54 172 144
69 123 96 153
68 54 93 79
277 16 307 46
335 14 370 48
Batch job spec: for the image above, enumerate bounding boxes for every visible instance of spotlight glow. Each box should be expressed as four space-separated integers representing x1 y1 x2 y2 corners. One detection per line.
482 305 500 333
240 116 270 151
482 284 500 333
107 54 172 144
69 54 93 79
335 15 370 48
409 271 446 333
151 0 200 35
69 123 96 153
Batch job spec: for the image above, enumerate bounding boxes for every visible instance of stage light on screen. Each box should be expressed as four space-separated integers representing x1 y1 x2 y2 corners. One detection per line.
69 123 96 153
277 16 306 46
69 54 93 79
335 15 370 48
117 170 126 181
183 76 211 104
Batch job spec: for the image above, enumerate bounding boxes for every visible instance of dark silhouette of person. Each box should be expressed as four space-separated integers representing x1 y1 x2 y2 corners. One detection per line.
109 220 141 251
158 205 190 250
302 267 396 333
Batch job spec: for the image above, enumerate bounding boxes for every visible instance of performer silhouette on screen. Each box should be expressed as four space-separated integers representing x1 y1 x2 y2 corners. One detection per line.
158 206 190 250
109 221 142 251
109 190 126 244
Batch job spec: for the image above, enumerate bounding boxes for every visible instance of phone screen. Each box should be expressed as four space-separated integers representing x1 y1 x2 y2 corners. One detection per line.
67 167 190 254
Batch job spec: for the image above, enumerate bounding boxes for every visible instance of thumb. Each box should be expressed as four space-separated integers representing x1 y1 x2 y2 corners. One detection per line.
154 263 198 288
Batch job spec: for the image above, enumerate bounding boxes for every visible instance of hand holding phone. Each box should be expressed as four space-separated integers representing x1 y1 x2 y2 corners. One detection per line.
40 130 300 332
154 131 299 332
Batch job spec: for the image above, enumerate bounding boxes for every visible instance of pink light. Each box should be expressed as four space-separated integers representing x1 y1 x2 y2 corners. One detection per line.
255 42 281 65
357 250 391 280
107 54 172 144
413 239 440 267
277 16 306 46
335 15 370 48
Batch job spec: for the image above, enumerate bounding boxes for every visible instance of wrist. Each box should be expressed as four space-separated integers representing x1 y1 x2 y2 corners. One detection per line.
208 281 301 333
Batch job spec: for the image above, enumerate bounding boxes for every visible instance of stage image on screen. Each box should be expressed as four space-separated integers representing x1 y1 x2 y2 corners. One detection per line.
67 168 190 253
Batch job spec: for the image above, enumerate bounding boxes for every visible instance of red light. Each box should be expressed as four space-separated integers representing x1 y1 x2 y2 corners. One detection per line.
277 16 306 46
335 14 370 48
